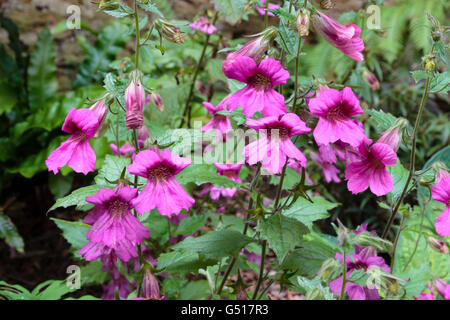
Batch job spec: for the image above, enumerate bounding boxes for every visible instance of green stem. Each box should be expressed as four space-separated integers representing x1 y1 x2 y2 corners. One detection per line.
390 214 405 271
180 12 218 128
134 0 140 69
293 39 304 113
382 76 430 239
274 161 288 209
402 206 425 272
340 249 347 300
257 279 274 300
251 240 266 299
264 0 269 28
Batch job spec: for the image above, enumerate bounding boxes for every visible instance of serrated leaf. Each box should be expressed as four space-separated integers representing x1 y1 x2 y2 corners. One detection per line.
0 211 24 253
258 214 309 261
387 161 412 204
103 4 133 18
211 0 246 25
282 196 339 228
157 251 212 274
175 214 207 236
28 28 58 111
276 19 299 57
94 155 132 186
138 2 164 17
429 71 449 94
296 275 335 300
176 164 240 188
51 218 89 254
366 109 397 132
172 230 253 261
48 185 111 212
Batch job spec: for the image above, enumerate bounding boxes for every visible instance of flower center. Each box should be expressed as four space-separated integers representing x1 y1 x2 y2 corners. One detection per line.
348 260 368 271
108 199 129 218
148 165 172 183
249 73 272 90
266 127 289 141
326 105 346 121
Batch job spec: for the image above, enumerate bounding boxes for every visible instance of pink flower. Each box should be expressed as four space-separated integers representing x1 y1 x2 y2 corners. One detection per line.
329 247 390 300
102 275 130 300
202 96 232 136
434 278 450 300
414 283 435 300
243 113 311 174
208 162 243 200
127 148 194 216
431 170 450 237
256 0 280 16
45 108 100 175
89 99 108 136
222 36 269 73
376 119 407 153
79 184 149 262
110 143 136 156
345 142 397 196
307 86 366 148
189 16 217 34
310 151 341 183
138 126 150 149
224 56 290 117
310 11 364 61
125 78 145 129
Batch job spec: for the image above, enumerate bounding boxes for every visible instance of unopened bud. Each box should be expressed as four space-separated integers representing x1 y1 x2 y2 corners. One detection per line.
297 9 310 38
89 99 109 138
366 266 406 295
150 93 164 112
422 54 436 72
433 278 450 300
431 31 441 42
305 288 324 300
376 118 408 152
155 19 184 44
333 219 350 247
427 237 449 254
142 269 161 300
362 69 380 90
317 258 342 282
125 73 145 130
355 232 393 252
320 0 334 10
99 0 119 11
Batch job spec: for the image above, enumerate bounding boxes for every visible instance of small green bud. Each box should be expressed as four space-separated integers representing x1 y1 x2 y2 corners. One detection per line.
422 54 436 72
98 0 119 11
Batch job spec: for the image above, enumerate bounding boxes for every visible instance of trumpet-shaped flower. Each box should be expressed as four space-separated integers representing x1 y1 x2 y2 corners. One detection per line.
224 56 290 117
127 148 194 216
46 108 100 175
256 0 280 16
243 113 311 174
189 16 217 34
345 142 397 196
202 96 232 136
431 170 450 237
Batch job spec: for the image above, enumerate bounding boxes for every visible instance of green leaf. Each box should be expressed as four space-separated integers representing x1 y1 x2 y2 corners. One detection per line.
175 214 207 236
211 0 246 25
48 185 111 212
80 261 110 285
172 230 254 260
387 161 412 204
51 218 89 254
28 28 58 111
179 280 210 300
138 2 164 17
258 214 309 261
94 155 132 186
141 211 169 244
429 71 449 94
282 196 339 228
103 4 134 18
366 109 397 132
157 251 211 275
295 275 335 300
49 173 74 199
176 164 240 188
0 211 24 253
276 19 299 57
411 70 431 83
31 279 77 300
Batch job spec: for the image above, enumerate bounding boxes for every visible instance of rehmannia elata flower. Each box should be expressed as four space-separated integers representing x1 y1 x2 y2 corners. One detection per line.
307 86 367 148
150 92 164 112
310 11 364 61
310 151 341 183
431 169 450 237
224 56 290 117
376 118 407 152
434 278 450 300
208 162 244 200
243 113 311 174
256 0 280 16
345 142 397 196
127 148 194 216
201 96 232 136
296 9 310 38
362 68 380 90
79 183 150 262
189 16 217 34
45 107 100 175
414 283 435 300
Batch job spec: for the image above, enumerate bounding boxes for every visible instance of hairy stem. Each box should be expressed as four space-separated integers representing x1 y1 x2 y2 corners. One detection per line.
134 0 140 69
382 76 430 239
252 240 267 299
340 249 347 300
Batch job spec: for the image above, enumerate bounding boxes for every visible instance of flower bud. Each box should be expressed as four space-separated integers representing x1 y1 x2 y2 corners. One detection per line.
431 31 441 42
427 237 449 254
150 93 164 112
355 232 393 252
422 54 436 72
98 0 119 11
433 278 450 300
138 126 150 149
89 99 109 138
431 164 450 183
333 219 350 247
317 258 342 282
362 69 380 90
125 74 145 130
142 269 161 300
155 19 184 44
366 266 406 295
320 0 334 10
376 118 408 152
296 9 310 38
305 288 324 300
